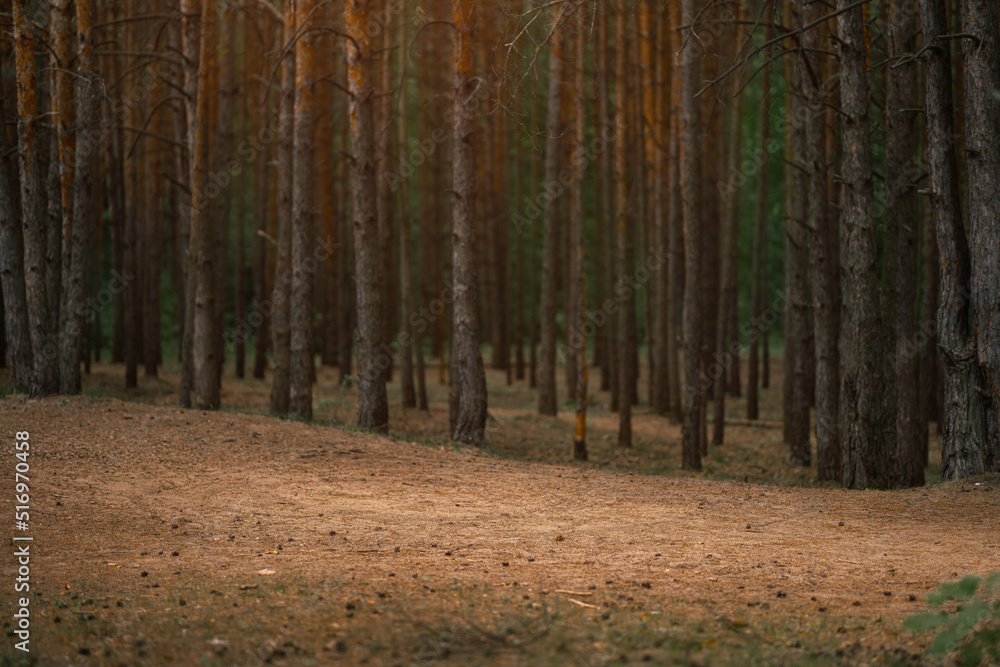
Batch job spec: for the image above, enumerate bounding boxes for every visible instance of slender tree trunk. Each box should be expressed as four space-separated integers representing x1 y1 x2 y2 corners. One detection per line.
802 2 840 480
598 0 616 399
179 0 200 406
187 0 220 409
713 8 745 445
538 4 565 417
960 0 1000 472
615 1 632 448
377 5 395 385
885 0 923 486
572 2 588 461
450 0 488 445
398 8 418 410
14 0 58 397
290 0 317 420
680 0 703 470
270 1 295 415
0 42 32 393
347 0 389 432
783 2 810 466
838 0 895 489
666 0 683 422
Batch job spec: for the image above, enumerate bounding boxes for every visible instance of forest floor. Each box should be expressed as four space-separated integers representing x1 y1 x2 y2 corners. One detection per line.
2 357 999 666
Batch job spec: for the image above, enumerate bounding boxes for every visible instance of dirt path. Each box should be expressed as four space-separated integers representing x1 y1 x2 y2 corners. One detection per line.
2 394 999 665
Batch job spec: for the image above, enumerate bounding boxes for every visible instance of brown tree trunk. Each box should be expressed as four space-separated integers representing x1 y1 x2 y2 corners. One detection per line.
290 0 318 420
666 0 683 422
615 1 632 448
959 0 1000 472
14 0 58 397
0 41 32 393
270 1 296 415
838 0 895 489
885 0 923 486
179 0 200 406
450 0 488 445
782 2 810 467
538 3 564 417
571 2 588 461
802 2 840 480
680 0 702 470
397 7 417 410
347 0 388 432
377 4 395 385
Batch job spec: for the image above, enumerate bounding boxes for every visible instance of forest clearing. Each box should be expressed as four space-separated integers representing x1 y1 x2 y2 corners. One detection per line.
3 360 1000 665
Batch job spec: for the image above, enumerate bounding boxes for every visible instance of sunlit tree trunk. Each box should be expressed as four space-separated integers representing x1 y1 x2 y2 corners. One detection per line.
450 0 488 445
347 0 389 432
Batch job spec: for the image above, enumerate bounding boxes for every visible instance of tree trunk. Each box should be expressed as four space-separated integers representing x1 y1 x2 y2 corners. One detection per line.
270 1 296 416
398 8 418 410
572 2 588 461
347 0 389 432
290 0 317 420
838 0 895 489
783 1 810 467
178 0 200 406
187 0 220 409
538 4 564 418
615 1 632 448
14 0 58 397
0 41 32 393
959 0 1000 473
746 30 769 422
680 0 702 469
666 0 683 422
885 0 923 486
377 6 395 385
802 1 840 481
450 0 488 446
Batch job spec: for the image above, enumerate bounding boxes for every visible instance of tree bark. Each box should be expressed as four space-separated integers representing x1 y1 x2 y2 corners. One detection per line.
885 0 923 486
538 3 565 417
450 0 488 446
615 1 632 448
397 7 418 410
572 1 588 461
347 0 389 432
270 0 296 416
959 0 1000 473
0 42 32 393
290 0 318 420
838 0 895 489
680 0 702 470
14 0 58 397
802 1 840 481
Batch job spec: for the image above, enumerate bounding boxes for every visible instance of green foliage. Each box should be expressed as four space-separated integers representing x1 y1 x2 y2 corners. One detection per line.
905 573 1000 666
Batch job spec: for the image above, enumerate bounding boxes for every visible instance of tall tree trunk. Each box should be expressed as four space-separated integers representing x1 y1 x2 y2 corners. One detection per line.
538 4 565 417
666 0 683 422
572 2 588 461
14 0 58 397
920 0 985 479
270 1 296 416
746 25 769 423
838 0 895 489
885 0 923 486
802 2 840 480
179 0 200 406
960 0 1000 472
347 0 389 432
188 0 220 409
680 0 703 470
713 5 745 445
0 42 32 393
615 1 632 448
377 4 395 385
598 0 616 400
398 7 418 410
783 1 810 466
290 0 317 420
450 0 488 446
